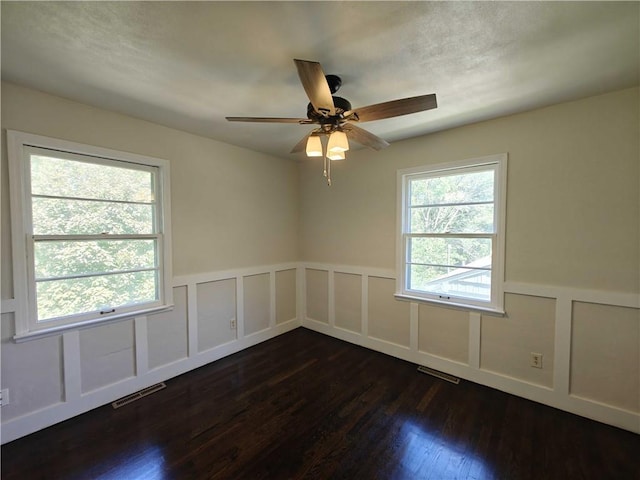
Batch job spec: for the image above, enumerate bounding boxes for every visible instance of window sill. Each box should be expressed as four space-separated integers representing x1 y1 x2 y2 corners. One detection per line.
394 293 505 316
13 304 174 343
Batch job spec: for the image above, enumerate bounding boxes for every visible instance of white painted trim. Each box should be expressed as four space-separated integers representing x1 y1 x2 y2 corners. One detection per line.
236 275 245 340
361 274 369 338
7 131 30 336
395 293 506 316
1 317 300 444
398 154 509 177
366 335 411 355
3 260 638 445
1 262 294 444
13 305 174 343
505 281 639 309
409 303 419 353
187 283 198 357
553 297 572 396
328 269 335 328
173 262 299 287
158 154 174 315
296 266 304 324
395 164 405 299
301 262 394 279
307 308 639 432
300 263 640 433
300 318 363 346
269 269 277 329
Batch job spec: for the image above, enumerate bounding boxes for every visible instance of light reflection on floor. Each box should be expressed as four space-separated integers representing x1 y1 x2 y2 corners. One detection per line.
392 418 495 479
94 444 167 480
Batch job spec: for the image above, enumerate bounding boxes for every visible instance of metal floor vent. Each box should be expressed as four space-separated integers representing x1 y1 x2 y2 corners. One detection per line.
417 366 460 384
112 382 166 409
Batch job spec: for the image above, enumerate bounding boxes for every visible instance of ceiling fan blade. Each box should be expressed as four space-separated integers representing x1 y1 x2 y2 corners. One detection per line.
344 124 390 151
294 59 335 117
348 94 437 123
226 117 310 123
290 132 312 153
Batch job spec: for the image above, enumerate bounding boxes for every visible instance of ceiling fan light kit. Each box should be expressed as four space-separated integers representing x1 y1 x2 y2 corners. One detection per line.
226 59 438 186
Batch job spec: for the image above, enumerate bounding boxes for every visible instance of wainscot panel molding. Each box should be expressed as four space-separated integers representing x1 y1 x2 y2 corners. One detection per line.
2 261 637 443
0 263 300 444
300 262 640 434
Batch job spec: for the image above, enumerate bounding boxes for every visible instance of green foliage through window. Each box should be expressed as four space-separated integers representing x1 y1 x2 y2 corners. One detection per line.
28 149 161 321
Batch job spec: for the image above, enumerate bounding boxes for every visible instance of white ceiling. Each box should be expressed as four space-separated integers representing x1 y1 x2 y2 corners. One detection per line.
2 1 638 160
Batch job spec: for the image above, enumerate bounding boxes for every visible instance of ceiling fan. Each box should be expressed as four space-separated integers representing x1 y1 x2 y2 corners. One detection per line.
226 59 437 184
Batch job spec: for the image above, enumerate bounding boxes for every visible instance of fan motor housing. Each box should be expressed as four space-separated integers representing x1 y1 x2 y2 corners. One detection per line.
307 96 352 122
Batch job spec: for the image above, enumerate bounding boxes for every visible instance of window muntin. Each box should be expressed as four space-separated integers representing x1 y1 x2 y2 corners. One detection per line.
8 131 173 338
398 156 506 311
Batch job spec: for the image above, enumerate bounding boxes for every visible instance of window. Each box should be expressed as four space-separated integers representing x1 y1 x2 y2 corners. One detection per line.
8 131 173 339
396 154 506 313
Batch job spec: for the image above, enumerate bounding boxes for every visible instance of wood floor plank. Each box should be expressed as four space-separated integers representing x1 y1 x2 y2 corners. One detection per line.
2 328 639 479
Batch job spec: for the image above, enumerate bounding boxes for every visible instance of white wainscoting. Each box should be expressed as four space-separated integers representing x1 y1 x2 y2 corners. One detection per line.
300 262 640 434
2 261 638 443
0 263 301 444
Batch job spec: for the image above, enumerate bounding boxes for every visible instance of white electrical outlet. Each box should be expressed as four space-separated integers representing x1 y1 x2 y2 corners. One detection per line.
530 352 543 369
230 318 237 330
0 388 9 406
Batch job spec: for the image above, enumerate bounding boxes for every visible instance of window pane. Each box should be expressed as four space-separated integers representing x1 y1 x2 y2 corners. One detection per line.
409 265 491 302
409 237 492 267
35 240 157 279
36 270 158 321
409 204 494 233
32 197 154 235
30 155 155 203
410 169 494 206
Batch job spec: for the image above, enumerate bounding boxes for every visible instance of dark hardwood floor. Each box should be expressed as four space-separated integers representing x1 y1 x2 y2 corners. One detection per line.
2 327 638 479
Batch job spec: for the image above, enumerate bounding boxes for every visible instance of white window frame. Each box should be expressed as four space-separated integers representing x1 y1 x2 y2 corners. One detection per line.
395 154 507 314
8 130 173 341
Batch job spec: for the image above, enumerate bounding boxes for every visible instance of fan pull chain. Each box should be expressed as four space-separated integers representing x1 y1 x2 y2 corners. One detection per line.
323 155 327 178
327 156 332 186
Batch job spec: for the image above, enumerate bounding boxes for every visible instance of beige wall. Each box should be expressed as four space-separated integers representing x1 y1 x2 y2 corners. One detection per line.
418 304 469 364
334 272 362 333
571 302 639 412
300 87 639 431
481 294 556 388
1 81 299 299
147 286 189 370
299 87 639 293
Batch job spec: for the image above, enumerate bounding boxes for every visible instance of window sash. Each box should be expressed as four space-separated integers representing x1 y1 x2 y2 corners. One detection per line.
26 146 160 237
403 233 496 305
27 233 166 326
